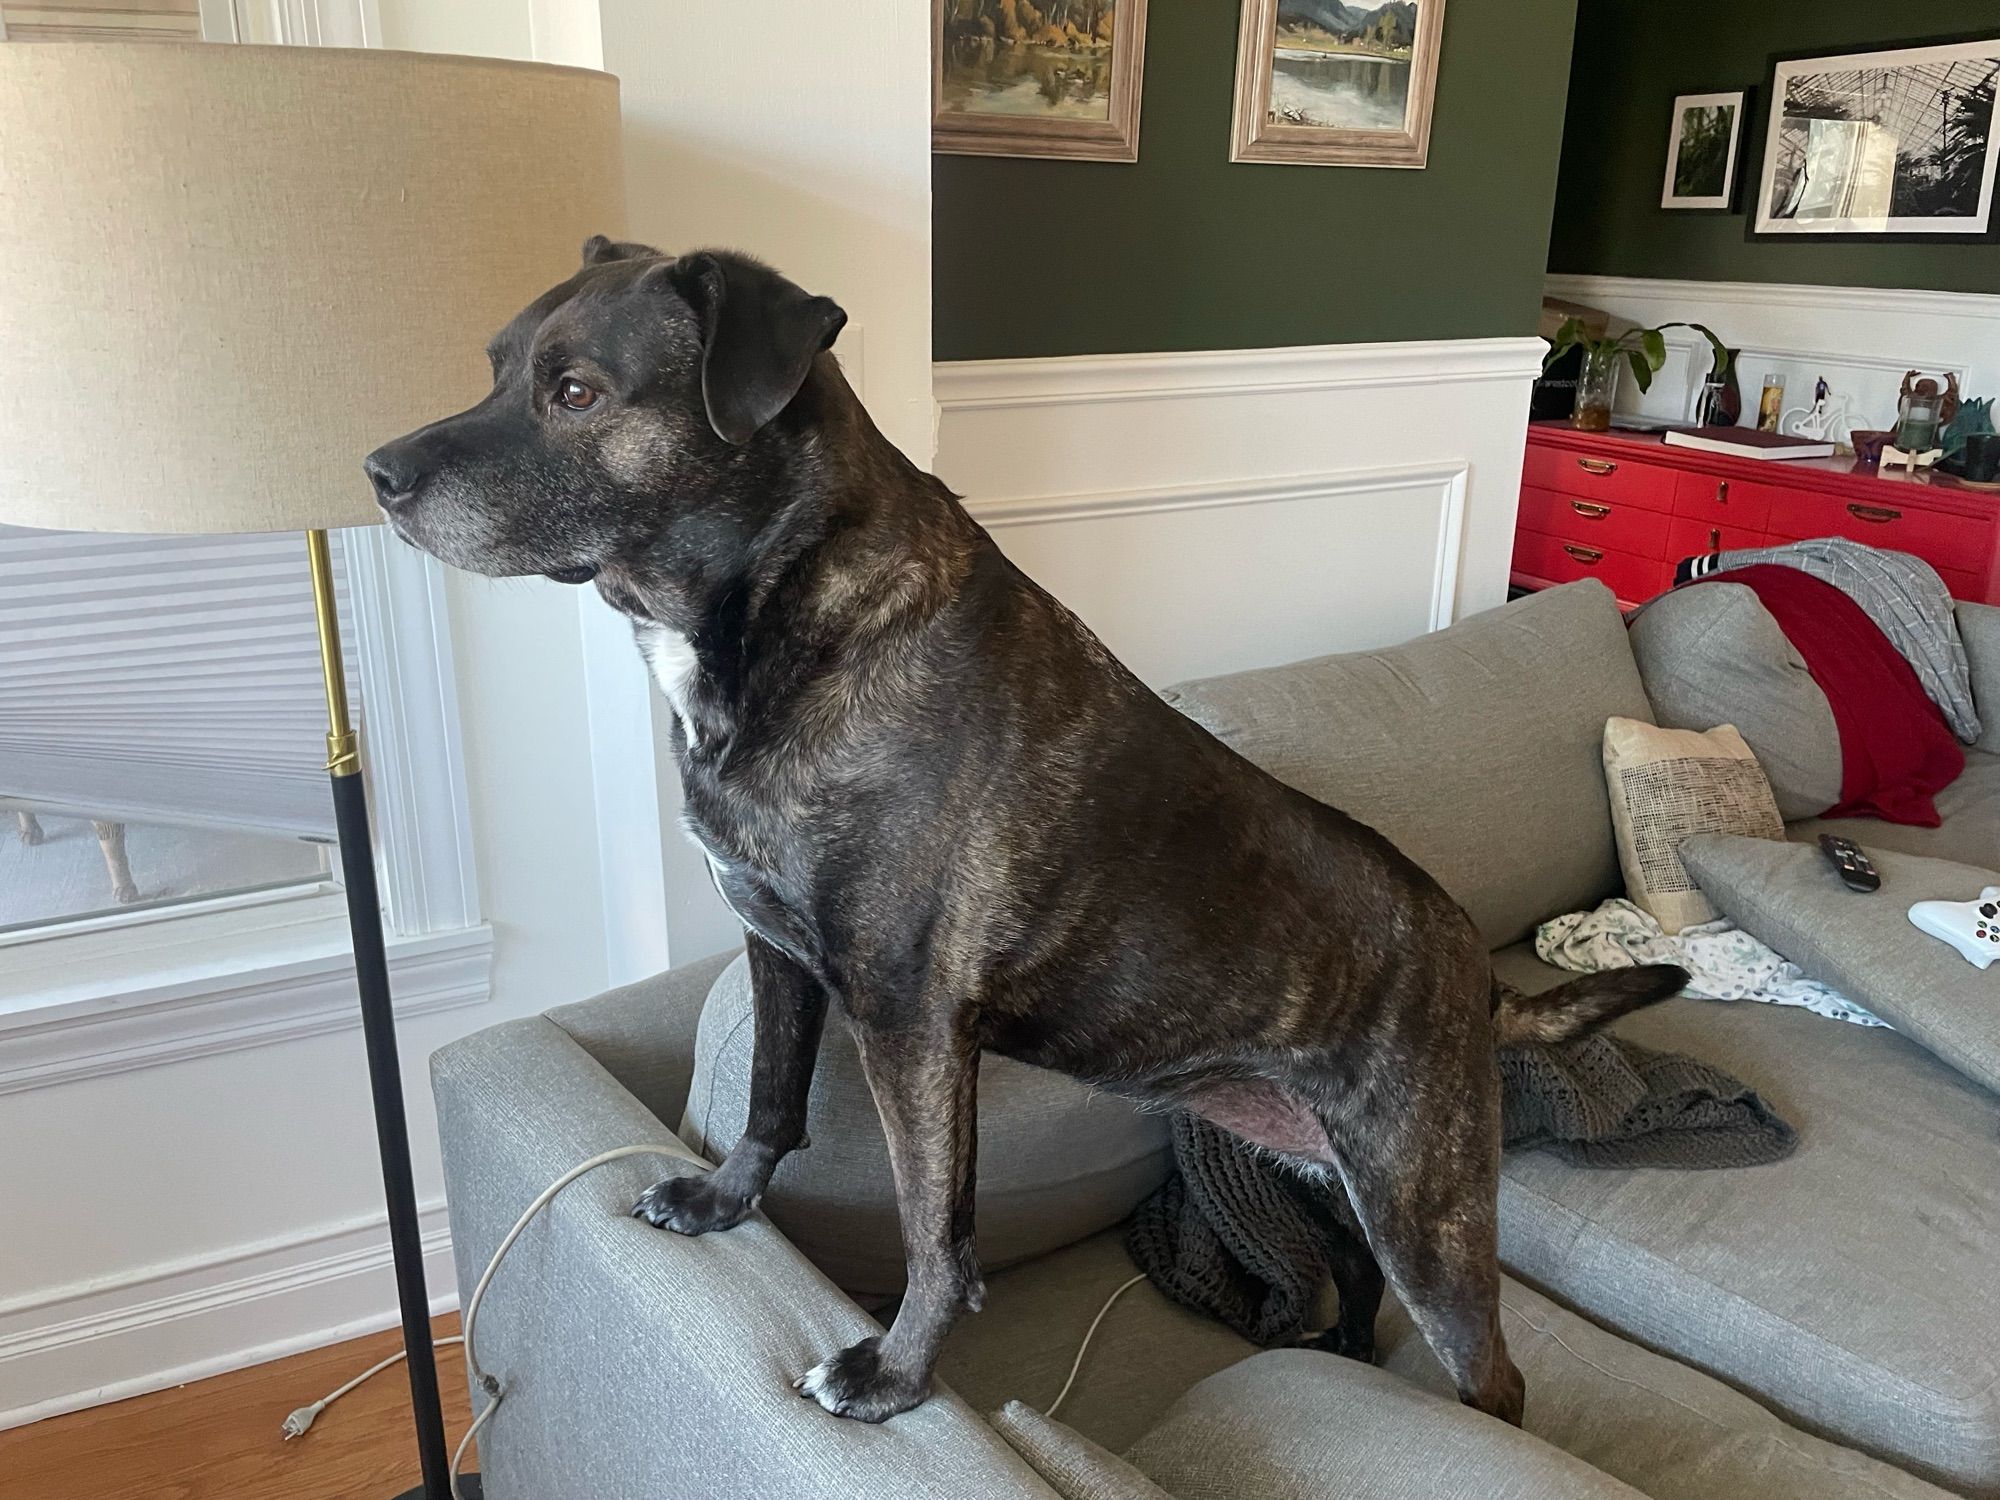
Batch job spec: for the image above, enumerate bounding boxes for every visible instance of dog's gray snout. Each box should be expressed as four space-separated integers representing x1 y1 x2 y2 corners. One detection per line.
363 443 425 510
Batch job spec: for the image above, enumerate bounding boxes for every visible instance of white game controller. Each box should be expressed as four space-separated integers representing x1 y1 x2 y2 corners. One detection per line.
1908 887 2000 969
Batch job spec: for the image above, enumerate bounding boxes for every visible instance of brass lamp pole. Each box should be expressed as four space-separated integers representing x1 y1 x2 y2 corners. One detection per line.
0 44 625 1500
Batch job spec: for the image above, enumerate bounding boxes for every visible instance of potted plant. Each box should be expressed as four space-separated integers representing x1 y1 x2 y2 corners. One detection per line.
1544 318 1730 432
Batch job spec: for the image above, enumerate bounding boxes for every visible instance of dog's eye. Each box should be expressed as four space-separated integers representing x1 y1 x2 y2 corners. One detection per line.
556 377 599 411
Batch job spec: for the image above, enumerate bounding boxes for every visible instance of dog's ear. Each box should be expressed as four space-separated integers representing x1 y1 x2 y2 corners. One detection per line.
581 235 663 266
663 251 847 446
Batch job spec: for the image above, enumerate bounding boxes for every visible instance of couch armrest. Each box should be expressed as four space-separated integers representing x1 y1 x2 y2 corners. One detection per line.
544 946 739 1130
1959 602 2000 755
432 1014 1058 1500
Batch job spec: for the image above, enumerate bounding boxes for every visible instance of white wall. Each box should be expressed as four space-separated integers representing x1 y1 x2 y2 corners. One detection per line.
1544 274 2000 447
938 339 1546 683
597 0 937 967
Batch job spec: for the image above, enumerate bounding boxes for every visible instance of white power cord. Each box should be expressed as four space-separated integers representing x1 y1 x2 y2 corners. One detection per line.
286 1145 1145 1489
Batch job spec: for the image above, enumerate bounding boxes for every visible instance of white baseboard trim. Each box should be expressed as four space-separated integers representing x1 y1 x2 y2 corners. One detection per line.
935 335 1547 411
0 1201 454 1431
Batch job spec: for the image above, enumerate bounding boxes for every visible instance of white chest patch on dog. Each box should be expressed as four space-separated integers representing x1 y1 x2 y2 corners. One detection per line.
635 623 701 747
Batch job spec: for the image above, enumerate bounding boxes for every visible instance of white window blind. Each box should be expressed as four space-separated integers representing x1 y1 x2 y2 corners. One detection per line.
0 0 200 42
0 525 357 838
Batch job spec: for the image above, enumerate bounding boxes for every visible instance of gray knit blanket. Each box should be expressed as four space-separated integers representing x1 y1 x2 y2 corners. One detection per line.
1126 1034 1796 1347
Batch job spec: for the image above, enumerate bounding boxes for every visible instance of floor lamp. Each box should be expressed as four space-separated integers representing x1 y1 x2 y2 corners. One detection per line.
0 43 624 1500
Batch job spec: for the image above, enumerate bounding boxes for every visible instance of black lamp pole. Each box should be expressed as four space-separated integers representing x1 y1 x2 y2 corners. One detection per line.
308 529 479 1500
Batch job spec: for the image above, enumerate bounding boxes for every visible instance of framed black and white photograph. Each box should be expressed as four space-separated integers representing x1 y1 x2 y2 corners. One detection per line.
1661 89 1748 210
1750 34 2000 241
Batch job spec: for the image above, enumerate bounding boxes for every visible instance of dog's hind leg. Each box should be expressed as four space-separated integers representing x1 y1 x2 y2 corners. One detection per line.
634 934 828 1234
796 1007 982 1422
1301 1181 1385 1363
1315 1074 1525 1425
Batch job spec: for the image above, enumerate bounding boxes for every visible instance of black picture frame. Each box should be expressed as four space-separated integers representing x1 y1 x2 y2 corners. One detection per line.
1661 86 1754 214
1746 31 2000 245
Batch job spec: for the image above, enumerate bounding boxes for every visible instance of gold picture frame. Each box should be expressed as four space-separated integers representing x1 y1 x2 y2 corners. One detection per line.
932 0 1148 162
1230 0 1446 169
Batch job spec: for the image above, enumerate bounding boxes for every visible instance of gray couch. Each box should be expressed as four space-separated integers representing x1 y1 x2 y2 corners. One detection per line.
434 579 2000 1500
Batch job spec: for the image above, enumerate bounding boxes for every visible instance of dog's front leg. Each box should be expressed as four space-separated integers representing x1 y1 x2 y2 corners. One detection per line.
634 934 827 1234
796 1011 981 1422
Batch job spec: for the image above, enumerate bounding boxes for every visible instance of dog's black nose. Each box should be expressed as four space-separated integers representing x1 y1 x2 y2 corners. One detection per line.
363 444 424 510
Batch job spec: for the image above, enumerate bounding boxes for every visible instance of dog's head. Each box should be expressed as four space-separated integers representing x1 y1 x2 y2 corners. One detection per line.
363 238 846 587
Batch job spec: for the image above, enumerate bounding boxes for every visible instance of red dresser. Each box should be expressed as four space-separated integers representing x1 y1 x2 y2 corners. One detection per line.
1512 424 2000 608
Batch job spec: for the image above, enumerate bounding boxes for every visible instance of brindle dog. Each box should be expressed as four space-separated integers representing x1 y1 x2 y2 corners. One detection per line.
366 239 1686 1426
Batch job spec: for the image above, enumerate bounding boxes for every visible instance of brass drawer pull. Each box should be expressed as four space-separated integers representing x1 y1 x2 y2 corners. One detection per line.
1577 458 1618 476
1562 543 1605 564
1570 500 1612 519
1848 503 1901 524
1716 481 1729 504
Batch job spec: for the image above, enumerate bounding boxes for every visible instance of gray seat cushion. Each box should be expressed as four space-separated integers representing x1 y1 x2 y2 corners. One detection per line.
1682 834 2000 1095
990 1403 1175 1500
1629 581 1844 820
1378 1272 1956 1499
1492 944 2000 1496
1789 748 2000 870
1164 582 1653 949
682 956 1172 1300
1124 1350 1648 1500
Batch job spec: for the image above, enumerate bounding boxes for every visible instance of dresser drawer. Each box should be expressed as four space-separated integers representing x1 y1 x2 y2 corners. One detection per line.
1522 445 1677 513
1763 491 1996 580
1671 471 1777 531
1514 529 1669 604
1666 515 1766 561
1517 485 1672 558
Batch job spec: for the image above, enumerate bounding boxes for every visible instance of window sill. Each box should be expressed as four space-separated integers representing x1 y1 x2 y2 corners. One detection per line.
0 892 493 1096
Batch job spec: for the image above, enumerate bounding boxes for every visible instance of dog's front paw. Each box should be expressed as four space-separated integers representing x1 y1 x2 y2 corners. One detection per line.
631 1171 756 1236
793 1337 930 1422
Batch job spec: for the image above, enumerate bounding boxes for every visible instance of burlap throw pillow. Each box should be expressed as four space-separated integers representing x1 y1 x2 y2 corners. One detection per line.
1602 717 1784 933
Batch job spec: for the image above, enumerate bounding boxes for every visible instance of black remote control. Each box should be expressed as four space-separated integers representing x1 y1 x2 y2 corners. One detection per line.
1819 835 1880 893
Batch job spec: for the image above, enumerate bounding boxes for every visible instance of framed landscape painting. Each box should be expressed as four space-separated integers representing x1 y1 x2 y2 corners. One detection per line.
1661 90 1748 210
1750 34 2000 242
932 0 1148 162
1230 0 1448 168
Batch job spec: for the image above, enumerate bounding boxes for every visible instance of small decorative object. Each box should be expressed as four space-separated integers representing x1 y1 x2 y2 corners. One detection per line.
1712 347 1744 425
932 0 1148 161
1896 370 1960 453
1783 376 1850 444
1958 431 2000 487
1851 428 1896 466
1229 0 1447 168
1544 318 1728 432
1757 374 1785 432
1750 36 2000 242
1662 89 1750 210
1881 442 1944 474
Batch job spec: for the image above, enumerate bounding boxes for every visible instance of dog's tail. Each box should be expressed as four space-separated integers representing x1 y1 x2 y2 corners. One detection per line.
1491 965 1688 1047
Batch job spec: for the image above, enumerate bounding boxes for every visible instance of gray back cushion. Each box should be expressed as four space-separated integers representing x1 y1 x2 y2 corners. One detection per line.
681 956 1172 1301
1628 582 1843 821
1163 581 1653 949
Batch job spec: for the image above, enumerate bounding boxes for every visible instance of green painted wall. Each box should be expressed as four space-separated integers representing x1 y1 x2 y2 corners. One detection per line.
1550 4 2000 292
932 0 1583 360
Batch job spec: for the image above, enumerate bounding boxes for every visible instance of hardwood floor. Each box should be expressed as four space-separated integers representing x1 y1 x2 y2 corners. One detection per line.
0 1316 476 1500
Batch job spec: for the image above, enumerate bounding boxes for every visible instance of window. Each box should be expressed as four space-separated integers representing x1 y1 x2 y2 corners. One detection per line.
0 1 200 42
0 526 350 936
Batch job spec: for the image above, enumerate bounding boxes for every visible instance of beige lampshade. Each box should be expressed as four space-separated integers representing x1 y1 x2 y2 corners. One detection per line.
0 42 624 534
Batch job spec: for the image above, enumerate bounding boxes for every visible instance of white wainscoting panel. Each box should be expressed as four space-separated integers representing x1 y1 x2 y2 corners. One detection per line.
1544 275 2000 444
935 337 1546 686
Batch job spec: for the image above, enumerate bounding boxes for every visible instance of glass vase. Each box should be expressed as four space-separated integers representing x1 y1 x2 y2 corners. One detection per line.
1572 347 1621 432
